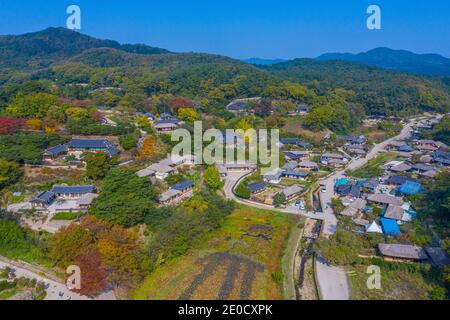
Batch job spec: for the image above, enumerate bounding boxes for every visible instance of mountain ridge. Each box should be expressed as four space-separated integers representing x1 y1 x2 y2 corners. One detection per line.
316 47 450 76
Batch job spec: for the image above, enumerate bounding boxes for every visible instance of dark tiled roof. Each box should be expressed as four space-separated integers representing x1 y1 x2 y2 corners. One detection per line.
33 191 55 203
282 170 308 178
248 181 267 193
170 179 194 191
45 144 67 156
297 141 312 148
68 139 113 149
284 152 302 160
154 119 179 125
280 138 300 145
227 102 245 110
51 186 95 194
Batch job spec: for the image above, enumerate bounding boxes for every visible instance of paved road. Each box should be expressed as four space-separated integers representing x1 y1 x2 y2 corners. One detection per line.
222 120 417 300
0 256 115 300
314 120 415 300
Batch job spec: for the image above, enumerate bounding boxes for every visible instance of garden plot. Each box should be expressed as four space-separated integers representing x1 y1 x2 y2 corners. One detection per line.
132 205 294 300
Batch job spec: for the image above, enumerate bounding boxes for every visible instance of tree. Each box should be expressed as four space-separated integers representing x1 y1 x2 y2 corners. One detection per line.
49 224 95 268
235 181 251 199
73 250 108 297
139 136 157 158
136 116 151 128
273 192 286 207
331 197 345 215
25 118 42 130
119 134 137 151
204 166 221 189
0 159 22 189
89 168 158 226
178 108 199 122
84 153 112 180
0 118 24 135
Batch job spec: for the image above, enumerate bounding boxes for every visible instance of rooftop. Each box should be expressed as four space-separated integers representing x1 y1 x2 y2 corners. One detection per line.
51 185 96 194
378 243 428 260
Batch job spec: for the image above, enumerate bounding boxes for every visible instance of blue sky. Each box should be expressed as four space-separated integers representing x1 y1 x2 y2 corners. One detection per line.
0 0 449 59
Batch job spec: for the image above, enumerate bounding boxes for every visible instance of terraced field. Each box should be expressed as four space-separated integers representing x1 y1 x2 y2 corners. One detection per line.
132 205 296 300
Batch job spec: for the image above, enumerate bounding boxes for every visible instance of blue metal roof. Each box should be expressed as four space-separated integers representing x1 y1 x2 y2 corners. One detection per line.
45 144 67 155
68 139 113 149
380 218 400 236
51 186 95 194
399 181 423 195
170 180 194 191
248 181 267 193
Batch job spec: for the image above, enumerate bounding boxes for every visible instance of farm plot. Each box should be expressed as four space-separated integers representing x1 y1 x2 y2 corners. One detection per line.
132 205 295 300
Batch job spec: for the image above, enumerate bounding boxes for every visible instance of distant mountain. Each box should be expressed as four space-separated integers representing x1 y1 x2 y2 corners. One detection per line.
243 58 287 65
264 58 450 115
0 27 169 69
316 47 450 76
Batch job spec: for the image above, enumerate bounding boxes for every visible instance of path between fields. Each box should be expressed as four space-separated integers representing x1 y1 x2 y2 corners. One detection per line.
222 119 417 300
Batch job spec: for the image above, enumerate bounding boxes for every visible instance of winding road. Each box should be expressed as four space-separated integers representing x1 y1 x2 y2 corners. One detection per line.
222 119 417 300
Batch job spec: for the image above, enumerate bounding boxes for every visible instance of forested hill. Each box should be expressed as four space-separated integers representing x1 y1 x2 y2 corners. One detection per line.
317 47 450 77
0 27 169 69
0 27 449 117
263 59 450 115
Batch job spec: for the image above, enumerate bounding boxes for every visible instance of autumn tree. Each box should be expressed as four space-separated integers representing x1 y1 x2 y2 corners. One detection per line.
25 118 42 130
0 118 24 135
73 250 108 297
49 224 95 268
139 135 157 158
178 107 199 122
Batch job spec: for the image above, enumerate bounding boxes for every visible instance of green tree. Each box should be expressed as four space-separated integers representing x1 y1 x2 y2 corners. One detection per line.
204 166 221 189
89 168 158 226
84 153 112 180
235 181 251 199
119 134 137 151
0 159 22 189
273 192 286 207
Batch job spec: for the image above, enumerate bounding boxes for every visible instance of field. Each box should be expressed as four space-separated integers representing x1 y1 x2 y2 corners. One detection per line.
131 205 296 300
348 264 432 300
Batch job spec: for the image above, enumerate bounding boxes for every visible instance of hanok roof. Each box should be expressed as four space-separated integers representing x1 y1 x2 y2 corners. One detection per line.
148 163 175 174
367 194 404 206
170 180 194 191
280 138 300 145
282 161 299 171
154 120 179 126
341 206 358 217
411 164 434 172
363 179 379 190
52 185 95 194
136 168 155 177
349 198 367 210
390 163 412 172
298 160 317 168
44 144 67 156
384 204 404 221
248 181 267 193
281 185 303 198
67 139 113 149
284 152 303 161
158 189 181 202
398 144 413 152
226 102 245 111
424 247 450 266
297 141 312 148
282 170 308 178
296 104 309 112
378 243 428 260
32 191 55 203
386 175 411 185
77 193 99 206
